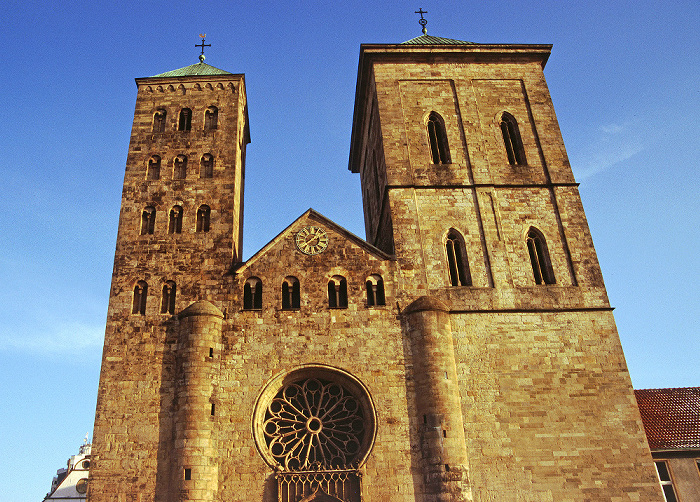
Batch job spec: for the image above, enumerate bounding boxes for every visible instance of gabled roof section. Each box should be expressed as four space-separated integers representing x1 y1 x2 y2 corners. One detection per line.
236 209 392 273
150 61 233 78
635 387 700 450
401 34 475 45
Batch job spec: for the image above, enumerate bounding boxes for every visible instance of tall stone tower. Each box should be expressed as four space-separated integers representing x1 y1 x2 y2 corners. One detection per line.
88 35 663 502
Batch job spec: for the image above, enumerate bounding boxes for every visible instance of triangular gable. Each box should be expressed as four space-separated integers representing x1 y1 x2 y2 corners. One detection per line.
236 209 392 274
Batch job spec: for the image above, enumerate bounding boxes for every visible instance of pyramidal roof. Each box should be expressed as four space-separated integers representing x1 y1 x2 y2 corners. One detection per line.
150 61 233 78
401 34 474 45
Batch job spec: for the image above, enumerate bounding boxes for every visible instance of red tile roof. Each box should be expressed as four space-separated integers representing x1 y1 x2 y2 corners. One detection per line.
635 387 700 450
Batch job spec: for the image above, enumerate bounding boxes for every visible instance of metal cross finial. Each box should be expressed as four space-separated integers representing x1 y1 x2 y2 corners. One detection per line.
195 34 211 62
415 8 428 35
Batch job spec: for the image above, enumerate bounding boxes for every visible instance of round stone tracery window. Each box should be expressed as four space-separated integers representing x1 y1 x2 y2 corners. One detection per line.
253 366 376 472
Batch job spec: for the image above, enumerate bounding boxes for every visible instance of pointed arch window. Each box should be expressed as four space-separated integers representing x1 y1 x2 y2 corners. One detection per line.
500 112 526 165
178 108 192 131
174 155 187 179
365 274 385 307
153 109 167 133
244 277 263 310
446 230 472 286
427 112 451 164
168 205 183 234
141 206 156 235
328 276 348 309
147 155 161 180
132 281 148 315
204 106 218 131
282 276 300 310
527 227 555 285
196 205 211 232
161 281 176 314
200 154 214 178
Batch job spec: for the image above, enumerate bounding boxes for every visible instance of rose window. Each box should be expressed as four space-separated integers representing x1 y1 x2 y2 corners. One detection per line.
263 377 367 471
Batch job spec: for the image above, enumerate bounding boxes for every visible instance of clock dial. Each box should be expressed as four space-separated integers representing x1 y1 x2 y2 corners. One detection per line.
295 226 329 255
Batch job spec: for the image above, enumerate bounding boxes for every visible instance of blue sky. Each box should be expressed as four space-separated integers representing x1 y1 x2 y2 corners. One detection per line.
0 1 698 500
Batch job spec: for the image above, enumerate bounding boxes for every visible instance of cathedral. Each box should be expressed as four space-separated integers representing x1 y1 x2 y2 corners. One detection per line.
87 29 664 502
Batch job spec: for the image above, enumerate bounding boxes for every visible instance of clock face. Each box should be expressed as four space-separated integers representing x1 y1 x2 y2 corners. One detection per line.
295 226 329 255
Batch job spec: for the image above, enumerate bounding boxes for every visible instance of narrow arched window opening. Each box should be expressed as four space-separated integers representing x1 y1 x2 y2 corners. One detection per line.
328 276 348 309
161 281 176 314
427 112 450 164
196 205 211 232
243 277 262 310
174 155 187 180
282 276 300 310
204 106 218 131
153 109 167 133
132 281 148 315
500 112 526 165
200 154 214 179
168 205 183 234
446 230 472 286
365 274 386 307
527 228 555 285
178 108 192 131
147 155 161 180
141 206 156 235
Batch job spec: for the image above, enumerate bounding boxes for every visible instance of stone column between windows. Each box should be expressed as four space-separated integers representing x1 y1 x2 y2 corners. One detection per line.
404 296 473 502
172 301 223 502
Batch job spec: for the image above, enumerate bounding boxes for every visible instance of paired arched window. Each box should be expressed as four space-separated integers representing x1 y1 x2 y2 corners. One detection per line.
200 154 214 178
204 106 218 131
500 112 526 165
168 205 183 234
178 108 192 131
161 281 176 314
147 155 161 180
365 274 385 306
328 276 348 309
132 281 148 315
244 277 263 310
527 227 555 285
427 112 450 164
174 155 187 179
196 205 211 232
282 276 300 310
141 206 156 235
446 230 472 286
153 109 167 133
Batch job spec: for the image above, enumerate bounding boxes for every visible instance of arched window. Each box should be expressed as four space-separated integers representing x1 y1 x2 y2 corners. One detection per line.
527 227 555 285
178 108 192 131
168 205 183 234
446 230 472 286
173 155 187 179
328 276 348 309
244 277 263 310
200 154 214 179
161 281 176 314
132 281 148 315
500 112 527 165
153 109 167 133
147 155 161 180
427 112 450 164
141 206 156 235
204 106 218 131
282 276 300 310
196 205 211 232
365 274 385 306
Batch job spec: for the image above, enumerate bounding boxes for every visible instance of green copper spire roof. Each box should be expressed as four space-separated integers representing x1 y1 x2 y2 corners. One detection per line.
401 34 474 45
150 61 233 78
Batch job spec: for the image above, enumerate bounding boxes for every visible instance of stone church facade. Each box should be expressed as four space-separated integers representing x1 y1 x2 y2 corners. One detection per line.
88 34 663 501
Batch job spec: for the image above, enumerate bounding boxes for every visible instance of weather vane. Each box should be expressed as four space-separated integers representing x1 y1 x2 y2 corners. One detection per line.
415 8 428 35
195 34 211 63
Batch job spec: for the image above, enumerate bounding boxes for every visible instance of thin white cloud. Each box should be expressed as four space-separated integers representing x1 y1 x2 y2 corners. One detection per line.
0 321 104 354
572 121 646 181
